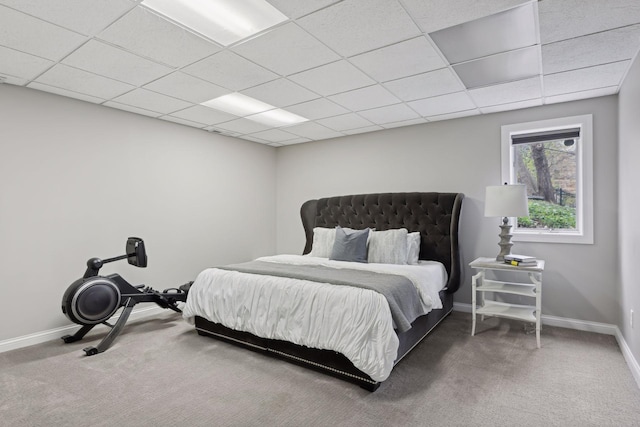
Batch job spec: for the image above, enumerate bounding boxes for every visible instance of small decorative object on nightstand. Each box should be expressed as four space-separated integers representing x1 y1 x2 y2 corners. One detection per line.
484 183 529 261
470 257 545 348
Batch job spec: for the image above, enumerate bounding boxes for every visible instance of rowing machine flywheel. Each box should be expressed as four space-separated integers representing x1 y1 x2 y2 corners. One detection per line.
62 277 121 325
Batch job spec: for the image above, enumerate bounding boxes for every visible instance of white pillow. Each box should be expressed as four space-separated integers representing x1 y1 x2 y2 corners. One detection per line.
309 226 374 258
368 228 409 264
308 227 336 258
407 232 421 265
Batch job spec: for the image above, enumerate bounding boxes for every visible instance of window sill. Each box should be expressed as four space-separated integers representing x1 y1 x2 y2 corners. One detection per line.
512 231 593 244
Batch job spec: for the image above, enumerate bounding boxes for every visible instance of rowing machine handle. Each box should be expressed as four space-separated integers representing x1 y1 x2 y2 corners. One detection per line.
83 237 147 278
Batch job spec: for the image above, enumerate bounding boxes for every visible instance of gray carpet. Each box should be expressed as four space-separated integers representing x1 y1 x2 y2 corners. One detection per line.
1 311 639 427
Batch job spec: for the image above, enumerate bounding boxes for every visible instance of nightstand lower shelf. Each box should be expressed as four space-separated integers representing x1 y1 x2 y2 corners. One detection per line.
475 300 536 323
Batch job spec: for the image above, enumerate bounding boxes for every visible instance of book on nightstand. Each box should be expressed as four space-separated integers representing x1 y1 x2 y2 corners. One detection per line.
504 254 537 266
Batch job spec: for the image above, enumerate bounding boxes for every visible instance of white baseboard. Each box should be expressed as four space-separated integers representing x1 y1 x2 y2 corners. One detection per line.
0 306 165 354
615 328 640 389
453 302 617 334
453 302 640 389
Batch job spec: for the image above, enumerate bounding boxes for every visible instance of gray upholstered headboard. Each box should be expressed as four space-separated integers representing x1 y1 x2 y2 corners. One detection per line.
300 192 464 293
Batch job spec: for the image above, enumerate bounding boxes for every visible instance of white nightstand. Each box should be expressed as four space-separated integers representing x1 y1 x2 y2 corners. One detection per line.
470 257 545 348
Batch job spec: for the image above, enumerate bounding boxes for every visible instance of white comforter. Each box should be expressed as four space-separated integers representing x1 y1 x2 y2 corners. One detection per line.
182 254 447 382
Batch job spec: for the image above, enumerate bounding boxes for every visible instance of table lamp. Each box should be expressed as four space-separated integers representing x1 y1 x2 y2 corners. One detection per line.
485 183 529 261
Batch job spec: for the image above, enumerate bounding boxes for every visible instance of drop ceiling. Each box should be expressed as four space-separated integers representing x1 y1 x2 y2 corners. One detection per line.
1 0 639 146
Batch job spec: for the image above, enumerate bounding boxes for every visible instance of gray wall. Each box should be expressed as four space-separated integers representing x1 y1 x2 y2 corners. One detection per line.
0 85 277 342
276 96 619 325
618 53 640 363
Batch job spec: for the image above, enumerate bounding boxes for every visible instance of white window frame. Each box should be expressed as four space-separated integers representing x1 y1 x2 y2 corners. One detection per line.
501 114 593 244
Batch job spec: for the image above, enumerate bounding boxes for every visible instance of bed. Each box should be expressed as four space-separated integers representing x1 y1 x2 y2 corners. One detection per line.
183 192 464 391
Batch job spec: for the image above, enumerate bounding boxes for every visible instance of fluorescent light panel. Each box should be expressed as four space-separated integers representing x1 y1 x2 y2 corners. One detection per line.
430 3 537 64
246 109 308 127
202 93 307 126
454 45 541 89
141 0 287 46
202 92 273 116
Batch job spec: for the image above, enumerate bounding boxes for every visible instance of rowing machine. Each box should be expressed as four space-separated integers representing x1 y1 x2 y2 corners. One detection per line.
61 237 191 356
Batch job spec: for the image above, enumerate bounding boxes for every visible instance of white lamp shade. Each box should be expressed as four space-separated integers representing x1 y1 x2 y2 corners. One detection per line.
485 184 529 217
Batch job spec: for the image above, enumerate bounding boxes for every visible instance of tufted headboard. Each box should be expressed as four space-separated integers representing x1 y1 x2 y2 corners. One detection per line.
300 192 464 293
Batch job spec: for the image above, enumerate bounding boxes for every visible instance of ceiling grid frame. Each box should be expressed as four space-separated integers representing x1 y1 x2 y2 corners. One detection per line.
0 0 638 144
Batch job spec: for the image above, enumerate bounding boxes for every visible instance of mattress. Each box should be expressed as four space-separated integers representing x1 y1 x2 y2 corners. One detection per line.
182 254 448 381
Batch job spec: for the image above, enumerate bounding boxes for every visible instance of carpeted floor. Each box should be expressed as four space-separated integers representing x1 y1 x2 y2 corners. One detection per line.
1 311 639 427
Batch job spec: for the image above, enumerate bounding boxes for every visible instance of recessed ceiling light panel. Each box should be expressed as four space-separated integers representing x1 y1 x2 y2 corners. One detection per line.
201 92 274 116
247 109 308 127
141 0 288 46
430 2 538 64
454 45 541 89
453 46 541 89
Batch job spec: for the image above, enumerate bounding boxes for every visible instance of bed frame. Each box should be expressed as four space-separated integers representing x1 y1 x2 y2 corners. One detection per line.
195 192 464 391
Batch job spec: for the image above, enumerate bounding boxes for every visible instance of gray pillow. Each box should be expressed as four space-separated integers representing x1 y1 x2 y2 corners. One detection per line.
330 226 370 263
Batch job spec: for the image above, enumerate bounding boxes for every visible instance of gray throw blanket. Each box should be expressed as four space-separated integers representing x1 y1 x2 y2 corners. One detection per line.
217 261 425 333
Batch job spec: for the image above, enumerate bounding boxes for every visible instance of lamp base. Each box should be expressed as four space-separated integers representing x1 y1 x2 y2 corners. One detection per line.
496 218 514 261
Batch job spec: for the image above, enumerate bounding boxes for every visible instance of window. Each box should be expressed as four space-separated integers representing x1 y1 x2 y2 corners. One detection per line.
501 115 593 244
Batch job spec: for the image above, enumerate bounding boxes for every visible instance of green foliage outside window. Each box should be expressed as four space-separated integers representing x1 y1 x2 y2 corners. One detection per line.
517 200 576 229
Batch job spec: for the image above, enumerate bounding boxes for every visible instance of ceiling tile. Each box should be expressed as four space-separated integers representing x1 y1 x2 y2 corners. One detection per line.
62 40 173 86
265 0 340 19
1 75 27 85
430 3 537 64
539 0 640 44
143 72 229 104
281 121 344 140
103 101 162 118
544 61 630 96
349 37 447 82
0 5 86 60
169 105 238 125
425 109 481 122
233 22 340 76
468 77 542 107
384 68 464 101
111 88 192 114
343 125 384 135
289 60 376 96
241 78 319 108
26 82 105 104
248 128 299 142
285 98 349 120
237 134 269 144
544 86 619 105
402 0 527 33
0 46 53 80
215 118 273 134
183 50 278 91
34 64 134 99
328 84 400 111
357 103 420 125
381 118 427 129
158 115 206 128
542 25 640 75
278 137 312 145
297 0 421 57
453 46 541 89
408 91 476 116
479 98 542 114
0 0 136 36
97 6 221 68
317 113 374 131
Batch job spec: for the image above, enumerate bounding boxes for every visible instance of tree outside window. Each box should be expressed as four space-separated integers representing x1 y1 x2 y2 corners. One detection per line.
514 138 577 230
